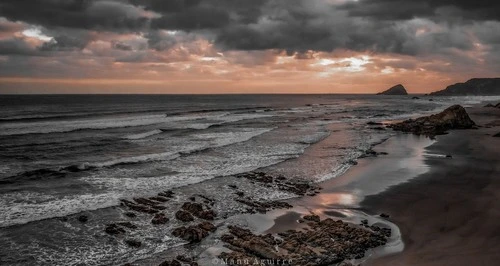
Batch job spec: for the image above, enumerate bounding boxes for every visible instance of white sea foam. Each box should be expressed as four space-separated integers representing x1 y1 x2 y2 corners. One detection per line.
123 129 163 140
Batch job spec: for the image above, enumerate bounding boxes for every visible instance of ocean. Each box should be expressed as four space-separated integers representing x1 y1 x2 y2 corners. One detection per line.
0 94 492 265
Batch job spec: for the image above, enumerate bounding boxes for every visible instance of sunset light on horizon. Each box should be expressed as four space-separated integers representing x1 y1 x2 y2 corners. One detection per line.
1 0 499 94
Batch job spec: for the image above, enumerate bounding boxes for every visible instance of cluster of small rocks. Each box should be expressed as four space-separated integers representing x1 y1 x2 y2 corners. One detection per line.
219 215 390 266
235 198 293 214
234 172 321 196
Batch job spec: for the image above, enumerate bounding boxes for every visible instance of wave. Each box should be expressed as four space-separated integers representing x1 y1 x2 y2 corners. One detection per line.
123 129 163 140
167 106 272 116
2 128 276 185
0 152 181 185
0 111 275 136
0 108 173 123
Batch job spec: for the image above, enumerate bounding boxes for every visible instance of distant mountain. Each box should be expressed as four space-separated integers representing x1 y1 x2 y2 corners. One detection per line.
431 78 500 96
377 84 408 95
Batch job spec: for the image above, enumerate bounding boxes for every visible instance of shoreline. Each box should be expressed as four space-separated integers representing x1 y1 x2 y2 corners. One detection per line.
362 105 500 265
2 102 497 265
195 104 500 266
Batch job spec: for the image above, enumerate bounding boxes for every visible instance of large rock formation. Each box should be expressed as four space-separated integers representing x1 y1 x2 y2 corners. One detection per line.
377 84 408 95
389 105 476 137
431 78 500 96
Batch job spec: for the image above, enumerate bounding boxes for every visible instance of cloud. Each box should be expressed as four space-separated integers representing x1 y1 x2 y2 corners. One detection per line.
0 0 153 30
340 0 500 21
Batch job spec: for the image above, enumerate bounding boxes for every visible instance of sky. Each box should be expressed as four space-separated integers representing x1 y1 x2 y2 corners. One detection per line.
0 0 499 94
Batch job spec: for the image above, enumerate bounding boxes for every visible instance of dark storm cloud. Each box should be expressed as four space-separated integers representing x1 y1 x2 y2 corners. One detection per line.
0 0 499 61
0 38 39 55
0 0 150 30
340 0 500 21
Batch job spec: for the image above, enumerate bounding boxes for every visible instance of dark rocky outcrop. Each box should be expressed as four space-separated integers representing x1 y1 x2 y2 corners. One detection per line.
377 84 408 95
181 202 217 220
104 222 137 235
494 132 500 137
125 239 142 248
105 224 126 235
172 222 216 243
219 217 390 265
77 215 88 223
175 210 194 222
388 105 476 137
431 78 500 96
151 213 169 225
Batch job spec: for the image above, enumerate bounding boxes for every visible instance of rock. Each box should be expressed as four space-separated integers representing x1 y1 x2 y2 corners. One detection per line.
412 96 420 99
158 190 175 198
120 199 159 214
182 202 204 213
485 103 495 107
159 260 182 266
172 222 215 243
389 105 476 137
429 99 434 101
152 213 169 225
380 213 390 218
134 197 162 207
303 214 320 223
150 196 169 202
430 78 500 96
494 132 500 137
175 210 194 222
105 224 126 235
198 210 216 220
235 191 245 197
228 184 238 189
367 121 383 125
197 221 216 232
77 215 88 223
117 222 138 229
377 84 408 95
446 154 453 158
125 239 142 248
124 212 136 218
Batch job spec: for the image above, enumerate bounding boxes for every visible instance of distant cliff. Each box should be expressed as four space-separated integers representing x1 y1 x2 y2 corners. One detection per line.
377 84 408 95
431 78 500 96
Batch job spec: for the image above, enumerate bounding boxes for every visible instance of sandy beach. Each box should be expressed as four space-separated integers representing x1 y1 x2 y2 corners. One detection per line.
361 106 500 265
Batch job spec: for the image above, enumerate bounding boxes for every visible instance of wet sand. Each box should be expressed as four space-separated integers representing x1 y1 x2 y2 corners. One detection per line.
363 106 500 265
246 105 500 266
